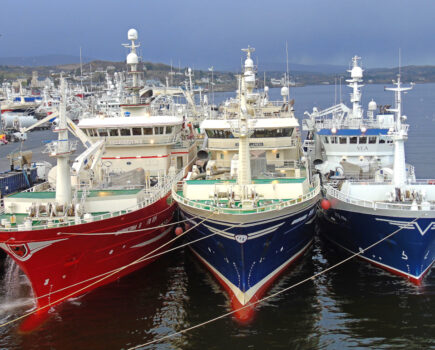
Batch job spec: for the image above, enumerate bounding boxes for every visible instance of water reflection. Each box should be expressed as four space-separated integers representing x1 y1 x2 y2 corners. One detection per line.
316 223 435 349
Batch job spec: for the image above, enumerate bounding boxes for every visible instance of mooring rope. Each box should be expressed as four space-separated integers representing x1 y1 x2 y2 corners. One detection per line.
57 216 199 236
0 211 213 329
127 215 423 350
0 211 247 329
32 214 243 302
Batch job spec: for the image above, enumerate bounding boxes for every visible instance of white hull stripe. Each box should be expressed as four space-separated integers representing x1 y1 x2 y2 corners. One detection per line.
130 227 172 248
376 218 435 236
325 235 432 280
0 238 68 262
191 239 312 306
202 222 285 240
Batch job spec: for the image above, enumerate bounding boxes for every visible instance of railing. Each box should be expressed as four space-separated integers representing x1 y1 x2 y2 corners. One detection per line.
312 118 395 130
326 185 435 211
0 169 186 232
42 140 78 155
213 158 302 170
21 182 52 193
105 135 177 146
172 177 321 215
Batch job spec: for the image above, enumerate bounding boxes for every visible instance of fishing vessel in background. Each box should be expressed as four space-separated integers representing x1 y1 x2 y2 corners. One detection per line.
315 64 434 284
302 56 410 179
173 47 321 320
0 29 196 330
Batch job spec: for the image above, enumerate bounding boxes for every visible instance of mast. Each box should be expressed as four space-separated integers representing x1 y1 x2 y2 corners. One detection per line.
54 78 74 205
122 29 141 104
385 75 413 187
346 55 364 119
241 46 256 96
234 75 252 188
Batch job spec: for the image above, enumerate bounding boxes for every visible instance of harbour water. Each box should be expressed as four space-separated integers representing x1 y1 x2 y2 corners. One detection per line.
0 83 434 349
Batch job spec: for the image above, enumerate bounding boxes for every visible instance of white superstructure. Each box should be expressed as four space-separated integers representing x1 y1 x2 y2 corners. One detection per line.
302 56 412 180
78 29 196 177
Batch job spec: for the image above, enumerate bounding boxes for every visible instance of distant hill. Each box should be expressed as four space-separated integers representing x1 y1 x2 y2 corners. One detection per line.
260 62 347 74
2 57 435 89
0 54 94 67
0 55 348 74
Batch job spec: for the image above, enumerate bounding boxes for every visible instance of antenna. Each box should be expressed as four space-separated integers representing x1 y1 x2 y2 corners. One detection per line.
398 47 402 77
339 76 342 103
285 41 290 100
79 47 83 90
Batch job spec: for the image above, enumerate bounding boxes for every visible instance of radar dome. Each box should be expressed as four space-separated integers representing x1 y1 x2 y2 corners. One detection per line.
368 99 377 111
245 58 254 69
128 28 138 40
264 86 269 92
281 86 289 96
351 66 363 79
127 52 139 65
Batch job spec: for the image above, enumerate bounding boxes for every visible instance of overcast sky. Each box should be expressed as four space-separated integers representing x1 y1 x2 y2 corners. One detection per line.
0 0 434 69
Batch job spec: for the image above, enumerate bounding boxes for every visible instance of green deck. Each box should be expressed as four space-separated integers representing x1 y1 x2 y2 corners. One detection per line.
8 189 141 199
185 178 306 185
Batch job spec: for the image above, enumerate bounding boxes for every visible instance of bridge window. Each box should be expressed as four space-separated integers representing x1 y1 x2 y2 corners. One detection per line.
252 128 293 138
143 128 153 135
369 136 377 144
339 137 347 144
109 129 119 136
359 136 367 144
349 137 357 144
330 136 337 144
206 129 233 138
120 128 131 136
98 129 108 137
155 127 164 135
132 128 142 136
166 126 173 134
323 136 329 144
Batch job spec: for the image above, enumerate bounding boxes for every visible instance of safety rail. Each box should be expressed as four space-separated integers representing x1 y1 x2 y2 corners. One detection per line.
326 185 435 211
21 182 52 193
172 178 321 215
0 169 186 232
312 118 395 130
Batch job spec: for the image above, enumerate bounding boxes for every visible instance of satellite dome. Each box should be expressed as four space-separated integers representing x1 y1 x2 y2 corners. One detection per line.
368 99 377 111
264 86 269 92
245 58 254 69
281 86 289 96
351 66 363 79
128 28 138 40
127 52 139 65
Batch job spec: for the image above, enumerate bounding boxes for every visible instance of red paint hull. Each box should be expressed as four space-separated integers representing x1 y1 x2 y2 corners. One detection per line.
0 194 176 315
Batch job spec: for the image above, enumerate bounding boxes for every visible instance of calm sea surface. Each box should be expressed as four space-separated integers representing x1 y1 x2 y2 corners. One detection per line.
0 83 434 349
